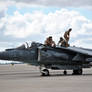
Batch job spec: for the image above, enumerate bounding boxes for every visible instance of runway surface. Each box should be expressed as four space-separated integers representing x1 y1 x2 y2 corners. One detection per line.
0 64 92 92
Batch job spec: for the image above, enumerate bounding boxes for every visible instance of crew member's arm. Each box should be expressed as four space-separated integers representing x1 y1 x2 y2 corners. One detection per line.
52 41 56 47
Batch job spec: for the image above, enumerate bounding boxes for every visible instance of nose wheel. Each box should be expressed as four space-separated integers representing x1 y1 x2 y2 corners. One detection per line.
41 69 50 76
39 65 50 76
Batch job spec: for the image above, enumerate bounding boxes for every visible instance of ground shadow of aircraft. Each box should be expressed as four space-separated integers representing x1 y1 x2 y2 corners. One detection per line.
0 42 92 76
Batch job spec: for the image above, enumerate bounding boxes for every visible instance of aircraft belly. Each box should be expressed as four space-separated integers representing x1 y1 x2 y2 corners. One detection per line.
50 65 82 70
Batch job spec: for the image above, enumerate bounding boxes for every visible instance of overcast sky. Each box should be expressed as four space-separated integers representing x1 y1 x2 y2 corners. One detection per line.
0 0 92 51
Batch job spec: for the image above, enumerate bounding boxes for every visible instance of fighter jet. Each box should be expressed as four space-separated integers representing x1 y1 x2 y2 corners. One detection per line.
0 42 92 76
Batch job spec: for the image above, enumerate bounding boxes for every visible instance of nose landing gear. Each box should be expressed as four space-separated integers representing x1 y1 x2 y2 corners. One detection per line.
39 66 50 76
41 69 50 76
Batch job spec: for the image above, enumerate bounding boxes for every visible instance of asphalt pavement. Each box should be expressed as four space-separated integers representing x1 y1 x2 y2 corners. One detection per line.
0 64 92 92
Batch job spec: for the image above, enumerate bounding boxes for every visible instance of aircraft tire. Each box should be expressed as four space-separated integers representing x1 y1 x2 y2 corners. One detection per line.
41 69 50 76
78 69 82 75
72 69 82 75
63 70 67 75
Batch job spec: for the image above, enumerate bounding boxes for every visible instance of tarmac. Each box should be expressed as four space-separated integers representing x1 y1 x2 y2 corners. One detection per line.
0 64 92 92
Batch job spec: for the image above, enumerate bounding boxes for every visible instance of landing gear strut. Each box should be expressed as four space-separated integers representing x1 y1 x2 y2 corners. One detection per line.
39 66 50 76
72 69 83 75
41 69 50 76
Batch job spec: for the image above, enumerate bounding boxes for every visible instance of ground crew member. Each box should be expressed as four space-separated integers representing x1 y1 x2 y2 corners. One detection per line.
58 37 66 47
44 36 56 47
64 28 72 47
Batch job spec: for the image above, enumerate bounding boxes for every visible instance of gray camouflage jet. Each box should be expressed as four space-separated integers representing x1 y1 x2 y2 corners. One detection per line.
0 42 92 76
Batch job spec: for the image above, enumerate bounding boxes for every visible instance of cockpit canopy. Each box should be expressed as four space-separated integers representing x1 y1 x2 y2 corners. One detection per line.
5 42 43 51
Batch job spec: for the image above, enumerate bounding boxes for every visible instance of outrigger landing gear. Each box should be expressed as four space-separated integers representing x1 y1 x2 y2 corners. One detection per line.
72 69 83 75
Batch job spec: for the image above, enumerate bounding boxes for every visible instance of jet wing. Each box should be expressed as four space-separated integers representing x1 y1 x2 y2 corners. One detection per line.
57 46 92 56
68 47 92 56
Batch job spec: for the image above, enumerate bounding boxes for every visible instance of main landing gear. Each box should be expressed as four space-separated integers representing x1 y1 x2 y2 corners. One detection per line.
63 70 67 75
72 69 83 75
